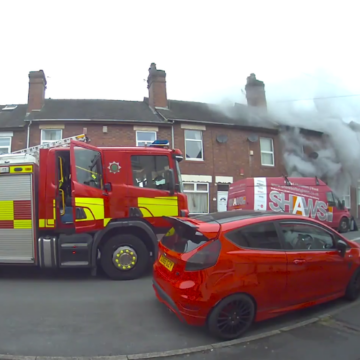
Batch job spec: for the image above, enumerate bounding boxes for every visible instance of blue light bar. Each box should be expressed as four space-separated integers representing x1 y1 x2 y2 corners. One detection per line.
149 140 170 148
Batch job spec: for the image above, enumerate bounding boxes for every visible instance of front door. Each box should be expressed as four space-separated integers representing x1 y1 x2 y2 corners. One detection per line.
70 140 109 233
278 220 350 304
217 191 228 212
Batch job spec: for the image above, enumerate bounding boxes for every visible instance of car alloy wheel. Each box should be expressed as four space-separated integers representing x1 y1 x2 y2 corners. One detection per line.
208 294 255 340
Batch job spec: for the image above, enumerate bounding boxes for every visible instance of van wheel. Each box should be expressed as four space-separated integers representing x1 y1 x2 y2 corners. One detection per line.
339 218 349 233
345 268 360 301
207 294 255 340
100 234 150 280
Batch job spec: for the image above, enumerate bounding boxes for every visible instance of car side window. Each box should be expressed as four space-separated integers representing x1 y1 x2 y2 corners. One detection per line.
279 222 335 250
225 222 282 250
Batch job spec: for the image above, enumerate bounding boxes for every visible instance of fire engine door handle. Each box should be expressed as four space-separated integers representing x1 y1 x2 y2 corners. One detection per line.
293 259 306 265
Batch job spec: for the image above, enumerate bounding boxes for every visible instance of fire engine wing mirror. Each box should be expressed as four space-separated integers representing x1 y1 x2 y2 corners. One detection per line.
165 169 175 195
341 200 345 208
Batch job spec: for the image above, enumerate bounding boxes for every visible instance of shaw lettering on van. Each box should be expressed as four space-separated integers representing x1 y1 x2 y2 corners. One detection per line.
231 196 246 208
268 191 333 222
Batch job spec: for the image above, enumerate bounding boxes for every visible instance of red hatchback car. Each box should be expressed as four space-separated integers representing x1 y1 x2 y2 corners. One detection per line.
153 210 360 340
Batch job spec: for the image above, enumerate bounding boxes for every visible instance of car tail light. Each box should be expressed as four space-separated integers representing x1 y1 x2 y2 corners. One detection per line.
185 239 221 271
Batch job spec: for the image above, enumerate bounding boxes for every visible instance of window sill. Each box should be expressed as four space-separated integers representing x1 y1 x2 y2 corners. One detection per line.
261 164 275 167
185 158 204 162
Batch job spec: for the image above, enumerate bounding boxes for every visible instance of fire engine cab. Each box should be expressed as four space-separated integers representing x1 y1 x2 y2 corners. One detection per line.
0 135 188 280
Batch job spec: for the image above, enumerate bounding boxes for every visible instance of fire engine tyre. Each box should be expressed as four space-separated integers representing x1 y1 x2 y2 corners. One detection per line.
207 293 256 341
339 218 350 233
344 268 360 301
100 234 150 281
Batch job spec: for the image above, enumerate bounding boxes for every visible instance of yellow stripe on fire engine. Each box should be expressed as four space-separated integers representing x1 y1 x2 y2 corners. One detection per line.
0 201 14 220
9 165 33 173
75 197 105 220
14 220 32 229
138 196 178 217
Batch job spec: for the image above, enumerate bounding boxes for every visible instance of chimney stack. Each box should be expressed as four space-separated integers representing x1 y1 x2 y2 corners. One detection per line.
28 70 47 112
147 63 167 109
245 73 267 108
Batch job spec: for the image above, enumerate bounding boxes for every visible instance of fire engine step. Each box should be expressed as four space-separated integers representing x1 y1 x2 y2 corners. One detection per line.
38 234 93 269
59 233 93 267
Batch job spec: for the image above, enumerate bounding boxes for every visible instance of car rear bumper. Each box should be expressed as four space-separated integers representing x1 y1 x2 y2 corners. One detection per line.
152 278 207 326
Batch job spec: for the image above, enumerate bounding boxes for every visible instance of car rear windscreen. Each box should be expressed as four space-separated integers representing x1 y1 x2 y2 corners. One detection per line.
161 226 210 254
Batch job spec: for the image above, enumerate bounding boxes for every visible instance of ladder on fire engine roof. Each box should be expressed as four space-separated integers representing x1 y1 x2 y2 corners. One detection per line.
0 134 89 164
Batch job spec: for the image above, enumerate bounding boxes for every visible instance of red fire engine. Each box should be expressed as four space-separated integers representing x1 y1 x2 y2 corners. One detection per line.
0 135 188 280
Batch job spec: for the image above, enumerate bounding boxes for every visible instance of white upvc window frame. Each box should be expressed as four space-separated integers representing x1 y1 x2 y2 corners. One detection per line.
184 130 204 161
41 129 63 145
0 135 12 154
260 137 275 166
183 182 209 214
136 131 157 147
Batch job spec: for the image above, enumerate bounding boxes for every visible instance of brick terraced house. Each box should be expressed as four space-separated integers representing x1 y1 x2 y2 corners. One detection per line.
0 65 359 216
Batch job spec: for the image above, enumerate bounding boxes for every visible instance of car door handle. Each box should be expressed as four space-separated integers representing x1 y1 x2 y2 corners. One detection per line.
293 259 306 265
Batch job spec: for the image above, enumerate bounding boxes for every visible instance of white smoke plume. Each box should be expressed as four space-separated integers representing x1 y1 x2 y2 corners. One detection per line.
208 72 360 198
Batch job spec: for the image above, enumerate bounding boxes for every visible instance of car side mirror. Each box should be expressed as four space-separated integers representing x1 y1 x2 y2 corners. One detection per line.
336 239 347 257
165 169 175 195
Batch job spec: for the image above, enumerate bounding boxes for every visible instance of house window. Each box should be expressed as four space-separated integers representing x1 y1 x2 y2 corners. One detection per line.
184 182 209 214
41 129 62 145
358 182 360 205
260 137 274 166
0 136 11 154
341 186 351 209
136 131 157 147
185 130 203 161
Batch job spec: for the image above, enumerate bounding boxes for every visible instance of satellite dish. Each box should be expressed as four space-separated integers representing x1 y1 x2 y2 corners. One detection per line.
309 152 319 159
216 134 228 144
247 134 259 143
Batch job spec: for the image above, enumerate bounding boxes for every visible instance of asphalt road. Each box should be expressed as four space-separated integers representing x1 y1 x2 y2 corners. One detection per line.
0 233 359 357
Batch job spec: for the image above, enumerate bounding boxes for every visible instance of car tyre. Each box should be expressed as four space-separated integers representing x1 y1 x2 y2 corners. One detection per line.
100 234 150 280
207 293 255 340
339 218 350 233
345 268 360 301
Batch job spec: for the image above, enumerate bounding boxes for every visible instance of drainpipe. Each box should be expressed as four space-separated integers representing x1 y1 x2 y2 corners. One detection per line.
26 120 32 148
171 123 175 149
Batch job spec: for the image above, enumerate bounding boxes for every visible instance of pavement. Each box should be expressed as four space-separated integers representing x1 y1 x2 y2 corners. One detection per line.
169 304 360 360
0 233 359 359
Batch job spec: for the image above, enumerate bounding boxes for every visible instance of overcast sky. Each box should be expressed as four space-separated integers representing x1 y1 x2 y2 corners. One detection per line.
1 0 359 115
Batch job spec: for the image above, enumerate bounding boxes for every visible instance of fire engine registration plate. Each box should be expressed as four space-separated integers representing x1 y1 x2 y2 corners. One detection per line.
159 255 174 271
0 167 9 173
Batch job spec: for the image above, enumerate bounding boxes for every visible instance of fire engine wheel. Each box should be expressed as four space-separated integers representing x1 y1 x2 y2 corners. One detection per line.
339 218 349 233
100 234 150 280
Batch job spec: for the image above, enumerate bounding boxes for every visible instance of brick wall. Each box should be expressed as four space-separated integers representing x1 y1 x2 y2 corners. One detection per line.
11 129 27 151
29 122 172 148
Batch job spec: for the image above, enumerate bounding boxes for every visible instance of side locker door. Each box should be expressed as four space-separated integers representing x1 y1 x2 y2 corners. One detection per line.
69 140 109 233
